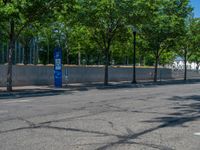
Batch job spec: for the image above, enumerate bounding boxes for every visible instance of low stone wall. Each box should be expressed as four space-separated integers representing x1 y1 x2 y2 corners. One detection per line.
0 65 172 86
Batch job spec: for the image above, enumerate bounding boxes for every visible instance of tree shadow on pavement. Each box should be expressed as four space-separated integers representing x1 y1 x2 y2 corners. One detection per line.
0 116 175 150
168 95 200 114
168 95 200 102
142 95 200 128
69 79 200 91
0 95 189 150
92 94 200 150
0 84 200 149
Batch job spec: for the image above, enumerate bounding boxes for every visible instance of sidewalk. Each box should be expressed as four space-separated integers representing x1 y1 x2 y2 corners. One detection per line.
1 79 200 99
0 86 67 99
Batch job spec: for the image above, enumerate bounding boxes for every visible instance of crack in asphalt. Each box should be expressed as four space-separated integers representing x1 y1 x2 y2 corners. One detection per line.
1 114 199 150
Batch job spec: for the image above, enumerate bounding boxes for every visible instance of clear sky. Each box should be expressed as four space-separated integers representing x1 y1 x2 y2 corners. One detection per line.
190 0 200 18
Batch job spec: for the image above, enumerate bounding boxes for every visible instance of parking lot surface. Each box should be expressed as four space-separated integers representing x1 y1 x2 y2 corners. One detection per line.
0 83 200 150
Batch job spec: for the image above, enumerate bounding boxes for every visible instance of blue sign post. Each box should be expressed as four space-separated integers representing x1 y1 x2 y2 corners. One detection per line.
54 47 62 88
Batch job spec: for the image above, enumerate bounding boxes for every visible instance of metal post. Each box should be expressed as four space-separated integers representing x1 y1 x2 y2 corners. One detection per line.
132 31 137 84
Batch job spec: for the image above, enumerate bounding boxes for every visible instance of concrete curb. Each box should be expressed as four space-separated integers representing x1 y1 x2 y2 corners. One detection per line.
0 89 69 99
1 79 200 99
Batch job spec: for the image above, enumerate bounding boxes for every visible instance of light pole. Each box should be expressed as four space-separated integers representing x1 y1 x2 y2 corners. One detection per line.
132 27 137 84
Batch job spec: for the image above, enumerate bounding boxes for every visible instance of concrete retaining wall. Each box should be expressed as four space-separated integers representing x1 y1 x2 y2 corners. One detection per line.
0 65 172 86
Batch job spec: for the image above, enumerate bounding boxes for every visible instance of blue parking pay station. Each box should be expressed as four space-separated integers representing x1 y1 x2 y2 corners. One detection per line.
54 47 62 88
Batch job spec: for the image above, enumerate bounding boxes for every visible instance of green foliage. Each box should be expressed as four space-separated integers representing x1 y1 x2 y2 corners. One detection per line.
188 18 200 69
138 0 192 81
0 0 197 67
176 17 200 59
0 0 195 66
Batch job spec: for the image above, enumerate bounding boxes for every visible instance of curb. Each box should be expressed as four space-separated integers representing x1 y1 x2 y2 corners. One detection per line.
0 89 68 99
1 79 200 99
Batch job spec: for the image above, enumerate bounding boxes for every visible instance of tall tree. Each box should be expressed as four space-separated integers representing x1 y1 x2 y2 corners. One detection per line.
141 0 191 82
177 17 200 79
77 0 149 85
0 0 73 91
189 18 200 71
18 25 38 65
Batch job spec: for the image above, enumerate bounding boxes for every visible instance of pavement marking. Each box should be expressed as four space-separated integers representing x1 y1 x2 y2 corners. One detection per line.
194 132 200 136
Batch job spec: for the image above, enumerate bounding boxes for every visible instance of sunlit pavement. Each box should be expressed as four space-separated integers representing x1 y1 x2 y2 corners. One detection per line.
0 82 200 150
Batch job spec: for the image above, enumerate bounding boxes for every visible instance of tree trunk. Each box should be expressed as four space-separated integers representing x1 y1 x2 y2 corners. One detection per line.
104 48 109 85
7 19 15 92
0 42 2 63
139 55 144 66
23 44 29 65
86 54 90 65
96 54 100 65
154 56 159 82
66 48 70 64
78 51 81 65
184 50 187 81
47 41 50 64
124 56 129 65
35 40 39 65
2 44 5 63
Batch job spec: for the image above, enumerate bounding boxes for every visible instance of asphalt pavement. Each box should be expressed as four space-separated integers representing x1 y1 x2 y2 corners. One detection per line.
0 81 200 150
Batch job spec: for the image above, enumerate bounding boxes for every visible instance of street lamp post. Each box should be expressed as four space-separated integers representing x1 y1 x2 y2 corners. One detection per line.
132 29 137 84
128 25 137 84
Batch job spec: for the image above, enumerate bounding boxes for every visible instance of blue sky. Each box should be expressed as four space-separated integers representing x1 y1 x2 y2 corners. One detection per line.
190 0 200 18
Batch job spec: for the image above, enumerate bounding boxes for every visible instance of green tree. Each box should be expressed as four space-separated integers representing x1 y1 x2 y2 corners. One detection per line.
18 24 39 65
176 17 200 80
0 0 72 91
141 0 191 82
78 0 148 85
189 18 200 71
